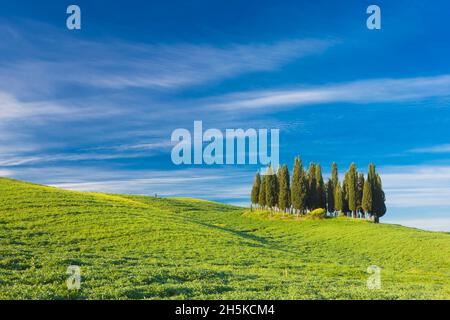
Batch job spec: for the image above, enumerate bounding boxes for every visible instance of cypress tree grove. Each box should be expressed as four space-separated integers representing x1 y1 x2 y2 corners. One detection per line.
258 172 267 209
326 179 335 214
307 163 317 211
278 164 291 212
315 164 327 209
251 171 261 206
249 160 386 221
346 163 358 218
362 179 372 219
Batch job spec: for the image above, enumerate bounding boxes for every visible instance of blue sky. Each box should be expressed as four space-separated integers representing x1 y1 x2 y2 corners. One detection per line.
1 1 450 231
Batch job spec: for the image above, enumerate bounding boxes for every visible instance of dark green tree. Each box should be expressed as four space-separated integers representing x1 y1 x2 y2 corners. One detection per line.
357 172 365 216
342 172 350 215
291 157 301 213
366 164 387 223
258 172 267 208
291 157 307 215
315 164 326 209
346 163 358 218
275 165 281 208
373 174 387 223
362 179 372 219
326 179 335 214
265 166 278 210
251 171 261 206
334 182 343 214
331 162 339 187
278 164 291 212
306 163 317 210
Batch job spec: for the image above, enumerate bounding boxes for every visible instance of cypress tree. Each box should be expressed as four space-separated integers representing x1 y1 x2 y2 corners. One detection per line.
291 157 302 214
275 164 281 209
362 179 372 219
372 174 386 223
251 171 261 206
291 157 308 215
326 179 335 214
306 163 317 210
315 164 326 209
334 182 343 214
258 172 267 209
331 162 339 187
342 172 349 215
346 163 358 218
298 169 308 214
265 166 278 210
278 164 291 212
366 164 387 223
357 172 365 216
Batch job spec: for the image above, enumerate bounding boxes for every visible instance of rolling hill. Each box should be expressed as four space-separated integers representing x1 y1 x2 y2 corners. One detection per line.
0 177 449 299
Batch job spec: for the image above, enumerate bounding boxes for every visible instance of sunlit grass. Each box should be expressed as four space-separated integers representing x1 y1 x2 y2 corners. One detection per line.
0 177 449 299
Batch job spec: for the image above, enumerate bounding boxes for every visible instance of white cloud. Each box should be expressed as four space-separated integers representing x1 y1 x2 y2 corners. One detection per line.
0 22 334 94
0 169 14 176
6 166 253 204
383 218 450 232
0 152 147 166
381 165 450 207
408 144 450 154
206 74 450 111
0 92 71 121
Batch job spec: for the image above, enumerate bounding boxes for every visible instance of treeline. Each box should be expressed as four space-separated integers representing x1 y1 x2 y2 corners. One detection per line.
250 158 386 222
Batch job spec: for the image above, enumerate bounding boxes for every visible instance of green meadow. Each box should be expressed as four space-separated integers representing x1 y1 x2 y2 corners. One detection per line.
0 177 449 299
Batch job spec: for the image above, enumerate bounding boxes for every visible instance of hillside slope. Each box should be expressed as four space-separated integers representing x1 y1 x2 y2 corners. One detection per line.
0 177 449 299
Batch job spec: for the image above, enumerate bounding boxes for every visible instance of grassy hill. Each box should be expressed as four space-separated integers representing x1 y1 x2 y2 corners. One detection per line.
0 177 449 299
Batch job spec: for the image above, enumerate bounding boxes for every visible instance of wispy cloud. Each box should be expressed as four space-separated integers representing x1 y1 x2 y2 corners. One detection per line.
206 75 450 111
408 144 450 154
0 23 334 94
5 166 253 204
381 165 450 207
382 218 450 232
0 169 14 176
0 92 71 121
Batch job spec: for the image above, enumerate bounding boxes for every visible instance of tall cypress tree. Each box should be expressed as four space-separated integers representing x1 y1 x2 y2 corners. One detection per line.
251 171 261 206
334 182 343 214
291 157 308 215
307 163 317 210
346 163 358 218
265 165 278 210
278 164 291 212
258 171 267 209
362 179 372 219
366 164 387 223
291 157 301 213
326 179 335 214
275 164 281 209
331 162 339 188
373 174 386 223
342 172 349 215
357 172 365 216
315 164 326 209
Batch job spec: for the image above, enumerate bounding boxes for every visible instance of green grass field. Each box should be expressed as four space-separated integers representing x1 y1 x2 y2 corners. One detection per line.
0 177 449 299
